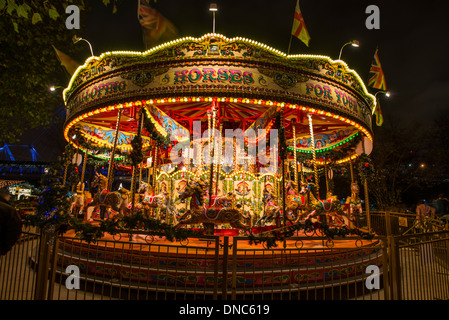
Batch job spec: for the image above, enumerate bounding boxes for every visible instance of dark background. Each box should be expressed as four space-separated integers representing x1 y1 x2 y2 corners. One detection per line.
12 0 449 162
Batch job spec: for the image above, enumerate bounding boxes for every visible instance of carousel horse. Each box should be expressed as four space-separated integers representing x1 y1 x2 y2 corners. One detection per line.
211 192 239 208
254 185 282 227
345 182 363 219
137 181 178 222
175 177 251 234
284 180 310 222
297 181 355 228
87 172 131 219
70 182 87 217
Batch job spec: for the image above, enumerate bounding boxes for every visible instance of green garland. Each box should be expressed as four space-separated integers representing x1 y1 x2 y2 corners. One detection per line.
129 135 143 166
248 219 374 249
24 210 205 244
142 110 171 147
357 153 375 181
287 132 363 163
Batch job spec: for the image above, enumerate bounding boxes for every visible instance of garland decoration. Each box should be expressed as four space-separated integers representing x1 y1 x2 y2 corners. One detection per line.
248 219 375 249
129 134 143 166
142 109 171 147
24 209 205 244
287 132 363 163
357 153 375 181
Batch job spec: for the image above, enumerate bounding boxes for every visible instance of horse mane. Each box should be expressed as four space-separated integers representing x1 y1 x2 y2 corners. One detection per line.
306 183 320 201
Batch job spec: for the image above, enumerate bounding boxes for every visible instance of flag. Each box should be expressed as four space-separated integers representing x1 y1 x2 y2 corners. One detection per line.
374 102 383 126
291 0 311 47
369 48 387 126
368 48 387 90
51 45 80 76
138 0 177 49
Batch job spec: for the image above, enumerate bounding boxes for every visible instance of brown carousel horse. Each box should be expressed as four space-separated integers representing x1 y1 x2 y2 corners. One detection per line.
137 181 178 222
87 172 132 219
254 185 282 227
295 181 356 228
175 177 251 234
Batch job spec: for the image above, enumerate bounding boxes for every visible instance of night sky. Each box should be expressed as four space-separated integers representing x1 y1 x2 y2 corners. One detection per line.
81 0 449 126
13 0 449 161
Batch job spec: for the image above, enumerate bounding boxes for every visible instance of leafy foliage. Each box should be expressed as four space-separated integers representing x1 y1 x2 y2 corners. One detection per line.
362 118 443 209
0 0 123 143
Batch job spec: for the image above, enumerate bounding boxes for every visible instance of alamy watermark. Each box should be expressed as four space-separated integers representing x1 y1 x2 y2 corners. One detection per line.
65 5 80 30
169 121 279 174
65 265 80 290
365 5 380 30
365 265 380 290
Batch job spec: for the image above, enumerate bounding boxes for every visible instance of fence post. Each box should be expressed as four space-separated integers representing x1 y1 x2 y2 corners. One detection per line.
231 237 238 300
385 211 392 237
382 238 391 300
46 237 60 300
34 231 51 300
221 236 229 300
389 235 402 300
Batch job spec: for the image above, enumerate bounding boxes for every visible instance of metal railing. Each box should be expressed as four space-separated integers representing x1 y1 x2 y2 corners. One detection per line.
229 236 385 300
2 220 449 300
369 211 447 236
0 226 41 300
385 231 449 300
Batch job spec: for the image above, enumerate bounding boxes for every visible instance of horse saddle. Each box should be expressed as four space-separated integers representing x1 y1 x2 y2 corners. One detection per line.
294 196 306 205
99 190 109 203
204 206 222 220
144 195 158 206
319 199 333 211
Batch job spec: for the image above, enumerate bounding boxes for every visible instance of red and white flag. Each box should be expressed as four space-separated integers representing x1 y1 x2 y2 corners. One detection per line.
291 0 311 47
138 0 177 49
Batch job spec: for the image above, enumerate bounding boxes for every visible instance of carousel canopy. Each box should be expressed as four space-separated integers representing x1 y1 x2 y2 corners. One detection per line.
62 33 375 165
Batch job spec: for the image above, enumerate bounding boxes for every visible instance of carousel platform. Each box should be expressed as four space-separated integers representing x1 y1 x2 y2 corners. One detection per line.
53 226 382 298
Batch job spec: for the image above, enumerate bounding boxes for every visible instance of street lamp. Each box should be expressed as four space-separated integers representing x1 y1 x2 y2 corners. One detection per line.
49 85 64 92
338 40 360 60
72 35 94 57
372 90 391 115
209 3 218 33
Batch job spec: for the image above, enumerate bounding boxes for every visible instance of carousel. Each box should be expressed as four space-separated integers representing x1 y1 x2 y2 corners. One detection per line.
59 33 380 293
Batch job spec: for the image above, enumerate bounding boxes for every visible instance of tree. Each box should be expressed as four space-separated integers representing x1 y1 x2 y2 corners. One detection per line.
363 116 442 209
0 0 121 143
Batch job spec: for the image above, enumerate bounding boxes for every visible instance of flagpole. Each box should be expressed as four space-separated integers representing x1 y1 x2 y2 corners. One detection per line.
287 0 296 55
287 35 293 56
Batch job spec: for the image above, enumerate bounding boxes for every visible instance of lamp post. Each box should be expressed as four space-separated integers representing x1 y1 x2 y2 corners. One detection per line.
49 85 64 92
72 35 94 57
338 40 360 60
372 90 391 115
209 3 217 33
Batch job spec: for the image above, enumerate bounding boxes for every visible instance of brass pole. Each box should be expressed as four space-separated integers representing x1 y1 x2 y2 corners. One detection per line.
107 109 122 190
215 122 222 195
208 108 216 204
350 159 354 183
292 119 298 192
80 149 88 192
362 140 371 231
71 148 80 195
307 113 319 197
131 110 144 214
152 146 158 188
325 162 329 195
